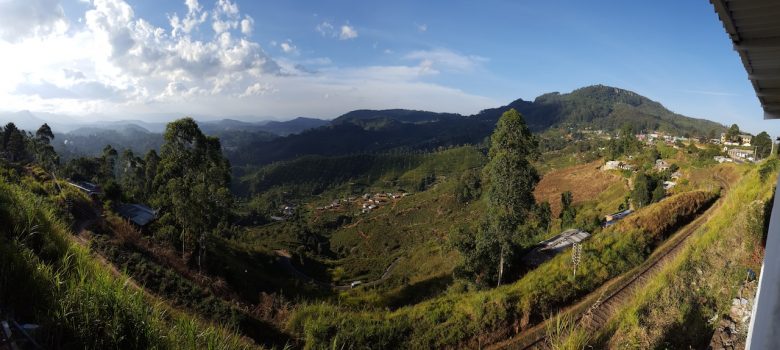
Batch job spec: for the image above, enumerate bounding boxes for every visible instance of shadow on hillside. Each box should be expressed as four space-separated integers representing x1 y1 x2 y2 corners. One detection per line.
385 274 453 309
655 301 713 349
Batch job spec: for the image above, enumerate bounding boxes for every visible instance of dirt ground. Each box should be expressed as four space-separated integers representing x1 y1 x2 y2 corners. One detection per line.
534 159 622 216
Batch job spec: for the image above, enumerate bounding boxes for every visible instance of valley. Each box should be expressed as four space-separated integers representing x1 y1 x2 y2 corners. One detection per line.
0 85 775 349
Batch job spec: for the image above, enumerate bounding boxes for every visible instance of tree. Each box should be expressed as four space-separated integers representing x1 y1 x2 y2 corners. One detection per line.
143 150 160 199
118 149 145 201
631 173 652 208
35 123 54 144
455 168 482 203
727 124 741 142
754 131 772 159
535 202 552 234
452 109 538 288
100 145 118 180
652 183 666 202
32 124 58 170
152 118 233 265
559 191 576 229
707 129 717 141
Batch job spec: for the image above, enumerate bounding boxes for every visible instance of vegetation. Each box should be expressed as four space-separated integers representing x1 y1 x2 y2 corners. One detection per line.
288 188 717 348
0 174 258 349
450 109 541 287
581 161 775 349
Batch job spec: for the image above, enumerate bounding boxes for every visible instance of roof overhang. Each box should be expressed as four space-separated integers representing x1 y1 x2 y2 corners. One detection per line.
711 0 780 119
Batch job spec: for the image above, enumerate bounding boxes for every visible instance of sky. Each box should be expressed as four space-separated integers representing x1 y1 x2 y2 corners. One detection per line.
0 0 775 135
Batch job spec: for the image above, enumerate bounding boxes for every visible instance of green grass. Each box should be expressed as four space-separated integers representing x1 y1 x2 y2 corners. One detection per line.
286 188 719 349
591 160 775 348
0 175 260 349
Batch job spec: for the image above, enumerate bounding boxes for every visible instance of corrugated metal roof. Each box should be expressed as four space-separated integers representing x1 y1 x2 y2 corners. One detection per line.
117 204 157 226
711 0 780 119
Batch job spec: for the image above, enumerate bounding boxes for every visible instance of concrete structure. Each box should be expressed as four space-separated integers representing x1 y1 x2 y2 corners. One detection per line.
655 159 671 171
522 229 591 267
727 148 754 161
116 204 157 226
711 1 780 348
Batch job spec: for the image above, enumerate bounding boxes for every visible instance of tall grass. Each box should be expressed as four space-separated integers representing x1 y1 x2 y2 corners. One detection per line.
0 179 259 349
593 161 776 348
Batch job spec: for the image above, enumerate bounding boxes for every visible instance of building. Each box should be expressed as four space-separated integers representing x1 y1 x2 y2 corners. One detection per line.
655 159 671 171
714 156 733 163
727 148 754 161
740 134 752 147
116 203 157 227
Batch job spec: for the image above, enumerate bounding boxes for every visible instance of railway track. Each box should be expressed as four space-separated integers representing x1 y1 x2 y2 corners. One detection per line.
493 174 731 350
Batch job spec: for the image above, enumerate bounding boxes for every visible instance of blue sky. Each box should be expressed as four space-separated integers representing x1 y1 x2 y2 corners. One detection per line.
0 0 773 135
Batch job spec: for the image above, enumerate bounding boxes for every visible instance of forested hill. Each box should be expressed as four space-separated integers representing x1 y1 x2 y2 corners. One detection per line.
233 85 726 166
474 85 726 134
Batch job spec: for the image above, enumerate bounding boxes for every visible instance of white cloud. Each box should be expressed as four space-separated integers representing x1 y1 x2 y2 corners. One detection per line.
240 15 254 35
404 48 487 72
240 82 276 97
279 39 298 54
316 21 357 40
416 23 427 32
168 0 208 37
0 0 497 119
315 21 334 37
0 0 67 42
339 25 358 40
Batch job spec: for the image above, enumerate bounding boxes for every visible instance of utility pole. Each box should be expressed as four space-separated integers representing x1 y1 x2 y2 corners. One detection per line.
572 243 582 278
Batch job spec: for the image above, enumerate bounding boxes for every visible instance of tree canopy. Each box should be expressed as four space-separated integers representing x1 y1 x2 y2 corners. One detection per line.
451 109 540 287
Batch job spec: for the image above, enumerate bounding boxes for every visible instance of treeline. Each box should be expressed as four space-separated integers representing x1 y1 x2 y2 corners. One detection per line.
0 122 58 169
6 119 234 269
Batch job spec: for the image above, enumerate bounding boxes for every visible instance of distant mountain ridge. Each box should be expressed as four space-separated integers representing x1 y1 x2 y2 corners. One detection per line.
3 85 728 165
233 85 726 166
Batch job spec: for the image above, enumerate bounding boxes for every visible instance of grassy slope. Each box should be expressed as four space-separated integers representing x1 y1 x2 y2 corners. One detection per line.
239 147 486 285
287 188 719 349
0 174 258 349
592 160 777 349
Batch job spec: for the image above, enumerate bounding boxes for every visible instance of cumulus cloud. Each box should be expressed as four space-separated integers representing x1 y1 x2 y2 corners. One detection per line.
0 0 67 42
0 0 497 119
339 25 358 40
169 0 208 36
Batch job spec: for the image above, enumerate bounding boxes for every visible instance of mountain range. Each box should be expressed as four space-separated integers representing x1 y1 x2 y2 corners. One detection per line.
232 85 726 166
2 85 726 163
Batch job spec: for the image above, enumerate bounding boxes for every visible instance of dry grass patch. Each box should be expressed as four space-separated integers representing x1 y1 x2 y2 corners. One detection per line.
535 159 623 216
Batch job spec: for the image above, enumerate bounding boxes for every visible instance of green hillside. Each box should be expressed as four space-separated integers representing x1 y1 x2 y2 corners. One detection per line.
475 85 726 135
235 85 725 166
0 166 258 349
